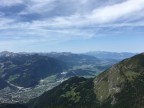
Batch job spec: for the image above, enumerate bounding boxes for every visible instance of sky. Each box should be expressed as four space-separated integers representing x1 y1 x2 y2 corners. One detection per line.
0 0 144 53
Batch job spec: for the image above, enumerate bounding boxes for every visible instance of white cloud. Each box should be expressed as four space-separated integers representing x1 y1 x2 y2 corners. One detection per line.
0 18 14 27
0 0 144 43
89 0 144 23
0 0 24 6
20 0 56 15
0 0 144 53
22 0 144 30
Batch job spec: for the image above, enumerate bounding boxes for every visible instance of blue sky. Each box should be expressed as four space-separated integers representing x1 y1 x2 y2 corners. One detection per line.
0 0 144 53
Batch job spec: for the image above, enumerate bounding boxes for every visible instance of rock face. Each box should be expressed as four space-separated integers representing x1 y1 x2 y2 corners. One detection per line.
28 53 144 108
94 53 144 107
98 53 144 108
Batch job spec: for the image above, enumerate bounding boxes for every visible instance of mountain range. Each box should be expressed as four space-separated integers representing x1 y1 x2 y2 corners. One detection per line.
27 53 144 108
0 51 136 105
85 51 135 60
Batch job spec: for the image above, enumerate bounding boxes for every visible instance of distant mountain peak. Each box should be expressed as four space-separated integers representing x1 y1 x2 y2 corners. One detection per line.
85 51 136 60
0 51 16 57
